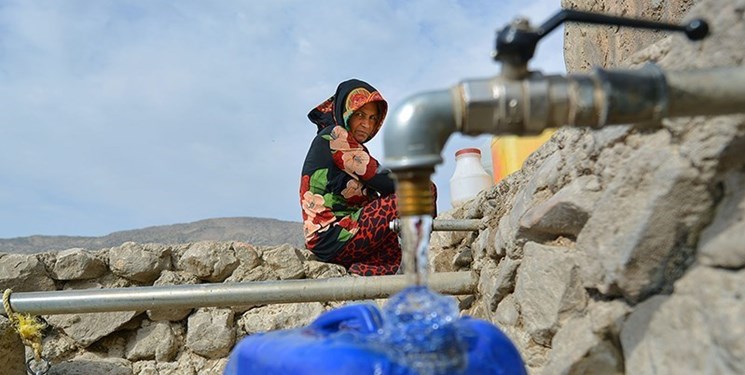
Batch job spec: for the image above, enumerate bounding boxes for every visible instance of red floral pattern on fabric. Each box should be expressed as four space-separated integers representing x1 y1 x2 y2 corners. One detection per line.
303 220 320 243
329 126 379 180
300 171 336 247
329 127 352 150
329 185 436 275
301 188 335 242
369 91 384 104
341 151 370 175
301 191 325 217
330 195 400 276
345 88 372 113
336 216 355 231
315 97 334 113
341 179 367 205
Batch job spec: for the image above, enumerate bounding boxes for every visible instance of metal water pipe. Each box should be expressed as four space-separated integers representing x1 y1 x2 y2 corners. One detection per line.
389 218 483 233
8 271 476 315
384 10 745 216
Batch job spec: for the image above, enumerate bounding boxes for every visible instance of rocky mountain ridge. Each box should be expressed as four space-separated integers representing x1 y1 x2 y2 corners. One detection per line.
0 217 304 254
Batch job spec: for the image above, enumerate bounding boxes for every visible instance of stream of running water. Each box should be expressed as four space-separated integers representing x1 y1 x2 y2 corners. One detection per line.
398 215 433 287
380 214 469 374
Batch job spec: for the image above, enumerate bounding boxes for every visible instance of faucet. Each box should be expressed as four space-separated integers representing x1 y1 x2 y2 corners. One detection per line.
384 9 745 216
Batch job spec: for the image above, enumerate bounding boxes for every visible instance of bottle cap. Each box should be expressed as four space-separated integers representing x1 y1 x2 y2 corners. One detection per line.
455 148 481 157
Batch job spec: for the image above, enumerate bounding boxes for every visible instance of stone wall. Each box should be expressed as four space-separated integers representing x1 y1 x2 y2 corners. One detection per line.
0 242 351 374
433 0 745 373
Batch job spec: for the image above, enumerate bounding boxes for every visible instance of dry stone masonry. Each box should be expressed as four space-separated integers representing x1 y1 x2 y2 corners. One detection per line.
0 242 350 375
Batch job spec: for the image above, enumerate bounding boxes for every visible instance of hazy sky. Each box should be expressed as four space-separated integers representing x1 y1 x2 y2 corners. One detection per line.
0 0 566 238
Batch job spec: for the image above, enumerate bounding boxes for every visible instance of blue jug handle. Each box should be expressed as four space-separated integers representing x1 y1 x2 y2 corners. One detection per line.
310 304 383 335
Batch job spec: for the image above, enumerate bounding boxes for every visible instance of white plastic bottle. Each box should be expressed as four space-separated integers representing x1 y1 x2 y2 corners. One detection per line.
450 148 492 207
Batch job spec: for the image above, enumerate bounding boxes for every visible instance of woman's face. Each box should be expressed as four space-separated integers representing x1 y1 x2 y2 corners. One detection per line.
348 102 380 143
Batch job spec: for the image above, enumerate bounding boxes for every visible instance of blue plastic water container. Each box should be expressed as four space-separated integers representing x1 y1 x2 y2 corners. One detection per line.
224 287 526 375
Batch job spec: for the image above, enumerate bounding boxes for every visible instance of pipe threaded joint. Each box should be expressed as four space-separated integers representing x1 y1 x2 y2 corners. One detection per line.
394 171 435 217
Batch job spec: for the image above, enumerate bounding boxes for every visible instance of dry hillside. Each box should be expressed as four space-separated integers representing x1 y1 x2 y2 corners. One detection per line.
0 217 304 254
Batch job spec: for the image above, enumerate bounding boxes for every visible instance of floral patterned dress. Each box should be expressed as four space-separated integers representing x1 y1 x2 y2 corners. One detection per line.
299 79 395 263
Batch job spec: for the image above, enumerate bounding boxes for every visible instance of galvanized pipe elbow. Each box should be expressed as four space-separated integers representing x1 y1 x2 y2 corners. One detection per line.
382 90 458 172
385 65 745 173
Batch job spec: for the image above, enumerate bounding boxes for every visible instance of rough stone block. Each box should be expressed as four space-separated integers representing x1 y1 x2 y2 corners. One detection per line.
262 244 306 280
622 266 745 374
45 310 142 348
0 254 56 292
125 321 179 362
515 242 587 347
238 302 325 335
177 242 238 283
519 175 601 237
0 317 25 375
577 131 709 302
48 355 132 375
304 260 346 279
699 171 745 268
478 257 520 312
186 308 235 359
109 242 172 283
51 248 107 281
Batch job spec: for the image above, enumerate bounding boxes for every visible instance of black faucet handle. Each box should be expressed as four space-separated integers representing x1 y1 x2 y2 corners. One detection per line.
494 9 709 66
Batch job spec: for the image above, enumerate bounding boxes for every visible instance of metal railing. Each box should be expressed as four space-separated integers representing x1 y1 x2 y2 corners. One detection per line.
8 271 477 315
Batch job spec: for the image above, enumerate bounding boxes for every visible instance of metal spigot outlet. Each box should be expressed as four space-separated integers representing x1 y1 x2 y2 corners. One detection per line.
383 9 745 224
393 169 435 217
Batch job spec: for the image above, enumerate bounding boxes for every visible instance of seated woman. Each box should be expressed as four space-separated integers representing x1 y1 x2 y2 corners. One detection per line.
299 79 404 276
